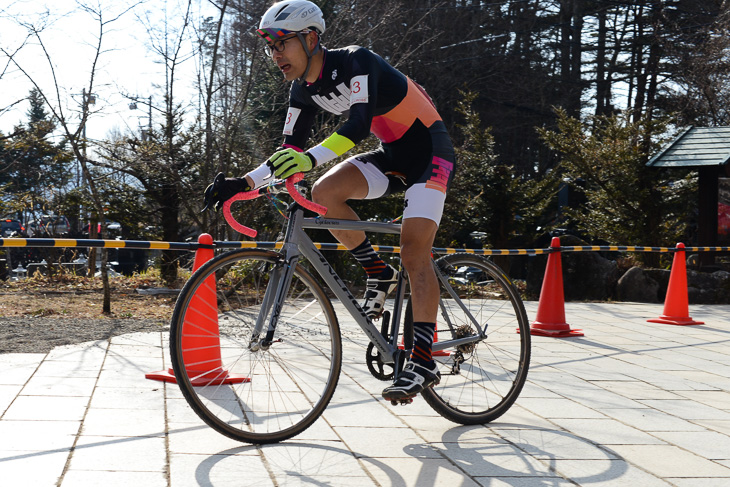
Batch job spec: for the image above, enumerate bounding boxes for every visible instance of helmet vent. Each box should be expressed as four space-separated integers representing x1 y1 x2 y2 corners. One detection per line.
275 5 291 20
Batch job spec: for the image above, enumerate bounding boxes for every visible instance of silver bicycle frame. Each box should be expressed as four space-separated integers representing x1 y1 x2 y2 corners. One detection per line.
258 206 485 362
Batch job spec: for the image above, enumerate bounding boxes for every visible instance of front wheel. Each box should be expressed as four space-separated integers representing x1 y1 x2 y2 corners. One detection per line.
169 249 342 444
420 254 530 424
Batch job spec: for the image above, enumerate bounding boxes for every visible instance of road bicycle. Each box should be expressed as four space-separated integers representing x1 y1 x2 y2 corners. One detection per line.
170 174 530 444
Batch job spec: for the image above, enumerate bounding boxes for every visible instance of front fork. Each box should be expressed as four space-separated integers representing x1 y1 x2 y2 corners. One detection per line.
248 250 298 351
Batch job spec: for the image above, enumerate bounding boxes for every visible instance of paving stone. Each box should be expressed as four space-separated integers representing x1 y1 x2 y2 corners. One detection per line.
669 479 730 487
88 385 164 410
68 435 167 472
0 384 22 414
261 441 369 477
167 422 259 455
321 398 404 428
0 362 41 385
21 376 97 397
3 395 89 421
491 426 621 461
651 430 730 460
33 360 102 378
592 380 683 400
638 399 730 420
61 470 168 487
169 452 272 487
0 449 70 486
81 407 166 437
549 459 671 486
516 397 606 419
609 444 730 478
334 426 440 459
360 456 481 486
435 439 555 477
600 407 708 432
0 419 79 451
555 418 662 446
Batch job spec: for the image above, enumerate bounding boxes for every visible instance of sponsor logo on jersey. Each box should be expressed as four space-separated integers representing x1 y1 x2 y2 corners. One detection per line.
310 75 370 115
425 156 453 194
311 82 351 114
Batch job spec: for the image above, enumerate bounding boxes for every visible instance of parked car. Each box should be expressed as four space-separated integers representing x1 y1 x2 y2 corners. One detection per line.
452 266 488 285
27 215 71 236
1 219 26 237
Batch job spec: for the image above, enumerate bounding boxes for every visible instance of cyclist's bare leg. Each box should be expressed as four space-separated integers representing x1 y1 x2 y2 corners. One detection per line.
311 161 368 249
400 217 439 323
381 217 440 403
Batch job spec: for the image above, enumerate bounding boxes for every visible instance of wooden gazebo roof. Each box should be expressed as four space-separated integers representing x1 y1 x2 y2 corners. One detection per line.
647 126 730 168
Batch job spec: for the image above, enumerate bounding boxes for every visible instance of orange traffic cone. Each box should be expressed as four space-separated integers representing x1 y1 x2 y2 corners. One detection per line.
398 321 450 356
526 237 584 337
146 234 250 385
432 326 451 357
648 242 704 326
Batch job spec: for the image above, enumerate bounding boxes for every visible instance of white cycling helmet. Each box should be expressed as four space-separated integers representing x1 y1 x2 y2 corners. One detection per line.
256 1 325 43
257 1 325 84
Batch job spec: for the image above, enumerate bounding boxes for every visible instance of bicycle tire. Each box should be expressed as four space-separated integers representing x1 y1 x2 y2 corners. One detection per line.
170 249 342 444
419 254 530 424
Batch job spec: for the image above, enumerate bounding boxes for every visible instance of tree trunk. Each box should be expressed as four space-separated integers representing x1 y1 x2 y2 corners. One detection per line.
160 183 180 286
595 8 608 117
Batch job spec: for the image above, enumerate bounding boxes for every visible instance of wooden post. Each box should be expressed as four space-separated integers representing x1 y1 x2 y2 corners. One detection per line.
698 166 719 268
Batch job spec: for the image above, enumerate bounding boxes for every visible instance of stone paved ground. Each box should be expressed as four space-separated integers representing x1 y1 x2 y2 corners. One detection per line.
2 301 730 486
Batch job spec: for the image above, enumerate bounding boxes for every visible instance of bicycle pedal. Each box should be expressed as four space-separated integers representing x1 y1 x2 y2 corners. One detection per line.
390 397 414 406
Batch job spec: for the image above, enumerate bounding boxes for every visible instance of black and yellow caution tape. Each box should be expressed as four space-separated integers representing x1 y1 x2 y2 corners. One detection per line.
0 238 195 251
1 238 729 255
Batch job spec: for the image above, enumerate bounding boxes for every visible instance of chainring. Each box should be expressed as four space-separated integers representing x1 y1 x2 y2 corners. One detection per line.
365 342 395 381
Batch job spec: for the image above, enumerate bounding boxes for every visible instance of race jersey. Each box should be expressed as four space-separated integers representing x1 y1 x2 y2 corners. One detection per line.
282 46 443 165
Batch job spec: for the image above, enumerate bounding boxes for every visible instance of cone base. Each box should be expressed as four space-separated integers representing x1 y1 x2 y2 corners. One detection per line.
397 345 451 357
647 316 704 326
145 368 251 386
526 321 584 337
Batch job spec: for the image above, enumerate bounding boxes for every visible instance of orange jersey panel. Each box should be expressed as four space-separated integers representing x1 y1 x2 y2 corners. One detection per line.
370 78 442 143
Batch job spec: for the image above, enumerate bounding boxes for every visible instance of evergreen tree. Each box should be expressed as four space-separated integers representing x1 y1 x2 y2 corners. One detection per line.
443 92 558 271
0 88 74 215
539 109 697 265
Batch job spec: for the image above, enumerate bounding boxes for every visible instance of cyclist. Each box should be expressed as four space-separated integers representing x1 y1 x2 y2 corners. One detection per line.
203 0 456 403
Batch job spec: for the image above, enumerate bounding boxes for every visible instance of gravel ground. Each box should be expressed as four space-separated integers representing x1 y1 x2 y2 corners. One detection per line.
0 316 169 354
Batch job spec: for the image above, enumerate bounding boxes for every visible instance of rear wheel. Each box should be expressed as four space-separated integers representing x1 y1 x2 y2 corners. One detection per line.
419 254 530 424
170 249 342 444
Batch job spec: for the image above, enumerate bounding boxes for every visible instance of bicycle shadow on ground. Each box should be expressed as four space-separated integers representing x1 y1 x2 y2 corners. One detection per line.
407 423 629 486
192 423 630 487
195 441 408 486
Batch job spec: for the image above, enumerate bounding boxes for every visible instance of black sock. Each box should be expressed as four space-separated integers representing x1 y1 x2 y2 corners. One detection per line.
351 237 391 279
410 321 436 367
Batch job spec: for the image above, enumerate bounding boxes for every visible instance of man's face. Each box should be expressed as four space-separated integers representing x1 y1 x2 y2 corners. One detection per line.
268 34 307 81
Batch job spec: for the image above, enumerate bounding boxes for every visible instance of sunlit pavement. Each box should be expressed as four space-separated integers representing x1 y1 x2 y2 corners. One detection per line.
2 302 730 486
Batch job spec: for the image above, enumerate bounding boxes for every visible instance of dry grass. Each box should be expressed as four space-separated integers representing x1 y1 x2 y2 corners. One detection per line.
0 269 182 321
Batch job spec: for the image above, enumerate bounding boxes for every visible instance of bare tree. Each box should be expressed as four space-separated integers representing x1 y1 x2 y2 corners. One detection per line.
6 1 143 312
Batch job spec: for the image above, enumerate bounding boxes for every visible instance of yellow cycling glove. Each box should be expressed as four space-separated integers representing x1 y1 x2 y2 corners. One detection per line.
267 148 316 179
